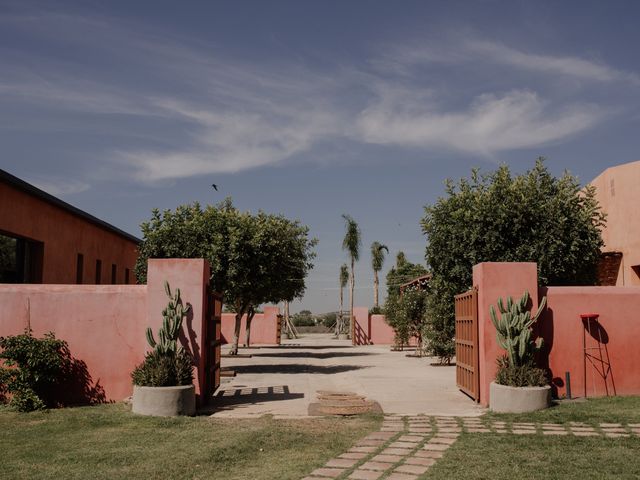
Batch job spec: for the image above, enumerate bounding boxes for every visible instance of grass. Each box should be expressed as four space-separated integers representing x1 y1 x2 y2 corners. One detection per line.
0 403 380 480
486 395 640 424
427 397 640 479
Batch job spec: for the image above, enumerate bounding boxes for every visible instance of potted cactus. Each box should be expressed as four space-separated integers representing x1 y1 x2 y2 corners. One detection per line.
489 291 551 413
131 281 195 416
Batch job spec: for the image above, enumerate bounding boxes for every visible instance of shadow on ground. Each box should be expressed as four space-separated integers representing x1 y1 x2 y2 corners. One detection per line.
200 385 304 414
231 364 368 375
251 351 378 359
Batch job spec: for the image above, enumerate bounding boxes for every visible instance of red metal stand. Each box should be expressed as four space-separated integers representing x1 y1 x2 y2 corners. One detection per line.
580 313 616 398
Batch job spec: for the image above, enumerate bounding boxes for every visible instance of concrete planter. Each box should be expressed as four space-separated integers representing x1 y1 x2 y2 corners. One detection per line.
490 382 551 413
132 384 196 417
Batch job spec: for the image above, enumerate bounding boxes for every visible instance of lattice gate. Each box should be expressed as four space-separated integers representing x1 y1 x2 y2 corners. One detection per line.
201 289 222 405
455 288 480 402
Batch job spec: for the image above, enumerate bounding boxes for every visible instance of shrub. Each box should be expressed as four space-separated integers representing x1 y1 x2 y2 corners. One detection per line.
0 329 70 411
369 306 383 315
495 357 548 387
131 350 193 387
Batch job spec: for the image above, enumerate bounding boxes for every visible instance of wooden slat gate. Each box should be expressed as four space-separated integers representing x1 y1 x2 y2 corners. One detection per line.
201 289 222 405
455 288 480 402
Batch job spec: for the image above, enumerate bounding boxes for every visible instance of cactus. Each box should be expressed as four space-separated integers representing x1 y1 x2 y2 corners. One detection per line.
146 281 191 355
489 291 546 368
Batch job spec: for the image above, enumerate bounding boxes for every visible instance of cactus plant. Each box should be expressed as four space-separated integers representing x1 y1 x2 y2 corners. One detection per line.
490 291 547 368
146 281 191 355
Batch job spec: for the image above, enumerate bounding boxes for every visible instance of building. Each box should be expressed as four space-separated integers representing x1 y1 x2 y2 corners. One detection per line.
591 160 640 286
0 169 139 284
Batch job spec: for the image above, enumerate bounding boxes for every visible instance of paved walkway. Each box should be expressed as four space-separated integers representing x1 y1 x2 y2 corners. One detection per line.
213 334 484 417
303 416 640 480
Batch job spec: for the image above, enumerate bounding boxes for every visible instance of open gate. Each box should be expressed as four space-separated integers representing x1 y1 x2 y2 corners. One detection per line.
201 289 222 405
455 288 479 402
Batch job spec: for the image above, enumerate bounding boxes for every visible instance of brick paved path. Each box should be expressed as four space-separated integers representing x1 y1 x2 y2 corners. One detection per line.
302 416 640 480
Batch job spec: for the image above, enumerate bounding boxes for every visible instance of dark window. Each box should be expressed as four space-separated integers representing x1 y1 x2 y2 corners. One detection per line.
125 268 130 284
111 264 117 284
95 259 102 284
0 232 43 283
76 254 84 284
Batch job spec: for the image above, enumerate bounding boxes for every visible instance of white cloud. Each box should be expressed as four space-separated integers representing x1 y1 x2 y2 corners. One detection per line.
356 88 603 154
30 177 90 196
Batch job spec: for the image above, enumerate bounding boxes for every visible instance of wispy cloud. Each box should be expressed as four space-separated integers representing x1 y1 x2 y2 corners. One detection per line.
30 177 90 196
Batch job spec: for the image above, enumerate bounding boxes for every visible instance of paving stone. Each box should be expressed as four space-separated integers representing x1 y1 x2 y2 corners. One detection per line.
600 423 622 427
389 441 418 449
414 449 444 459
543 430 568 435
569 422 588 426
605 432 630 438
513 429 536 435
541 424 565 430
367 432 396 440
340 452 367 460
570 427 596 432
357 439 386 447
381 426 404 432
429 437 457 445
395 464 430 475
371 454 404 463
350 446 377 453
408 428 431 433
326 458 358 468
382 448 413 456
437 432 460 439
405 456 436 466
359 461 393 471
423 443 449 451
386 473 418 480
438 428 461 433
348 469 383 480
601 428 628 433
398 435 424 442
628 423 640 428
573 431 599 437
311 467 345 478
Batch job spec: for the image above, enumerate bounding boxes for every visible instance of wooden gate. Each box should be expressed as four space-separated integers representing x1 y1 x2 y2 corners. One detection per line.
455 288 479 402
201 289 222 404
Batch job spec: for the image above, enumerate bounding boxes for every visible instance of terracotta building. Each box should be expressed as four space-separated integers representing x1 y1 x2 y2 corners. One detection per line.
0 169 139 284
591 160 640 286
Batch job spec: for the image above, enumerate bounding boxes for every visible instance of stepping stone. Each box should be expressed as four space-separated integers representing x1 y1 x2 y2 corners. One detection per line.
543 430 568 435
437 433 460 439
573 431 599 437
429 437 457 445
414 450 444 459
513 429 536 435
350 446 377 453
326 458 358 468
371 454 404 463
367 432 396 440
600 423 622 427
405 456 436 466
358 440 386 447
389 441 418 449
398 435 424 442
605 432 630 438
395 464 430 475
423 443 449 451
359 461 393 471
601 428 628 433
340 452 367 460
348 469 383 480
382 448 413 456
311 467 345 478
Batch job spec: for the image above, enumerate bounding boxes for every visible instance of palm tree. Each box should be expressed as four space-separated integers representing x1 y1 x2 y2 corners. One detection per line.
341 214 361 339
338 264 349 335
370 241 389 309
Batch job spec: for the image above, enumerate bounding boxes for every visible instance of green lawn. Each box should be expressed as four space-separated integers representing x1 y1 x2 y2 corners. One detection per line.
0 403 380 480
428 397 640 479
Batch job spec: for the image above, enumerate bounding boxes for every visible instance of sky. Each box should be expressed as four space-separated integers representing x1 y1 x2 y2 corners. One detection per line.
2 0 640 313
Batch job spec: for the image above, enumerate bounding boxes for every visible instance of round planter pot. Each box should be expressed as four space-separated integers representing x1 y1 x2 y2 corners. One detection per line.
489 382 551 413
132 384 196 417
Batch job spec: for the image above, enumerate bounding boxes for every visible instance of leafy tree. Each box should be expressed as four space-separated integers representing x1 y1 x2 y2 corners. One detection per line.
421 158 605 362
337 264 349 335
321 311 337 328
135 199 317 355
370 241 389 310
291 310 315 327
383 252 427 348
341 215 361 339
384 289 429 355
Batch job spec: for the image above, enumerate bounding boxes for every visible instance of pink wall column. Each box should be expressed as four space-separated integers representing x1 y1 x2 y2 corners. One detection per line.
369 314 395 345
352 306 370 345
146 259 210 401
473 262 539 406
220 305 281 345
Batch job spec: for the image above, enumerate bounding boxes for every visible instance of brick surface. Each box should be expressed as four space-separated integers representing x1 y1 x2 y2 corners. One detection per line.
357 439 386 447
423 443 449 451
348 469 383 480
414 449 444 459
367 432 396 440
396 464 430 475
311 467 345 478
386 473 418 480
382 448 413 456
350 446 377 453
340 452 367 460
429 437 457 445
405 456 436 466
573 431 599 437
326 458 358 468
359 461 393 471
371 454 404 463
512 429 536 435
389 441 418 449
398 435 424 442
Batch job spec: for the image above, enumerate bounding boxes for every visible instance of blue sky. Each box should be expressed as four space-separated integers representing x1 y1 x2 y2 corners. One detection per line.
2 1 640 312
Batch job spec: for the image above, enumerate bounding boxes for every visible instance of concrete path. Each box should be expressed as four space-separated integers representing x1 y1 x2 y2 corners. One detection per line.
210 334 484 418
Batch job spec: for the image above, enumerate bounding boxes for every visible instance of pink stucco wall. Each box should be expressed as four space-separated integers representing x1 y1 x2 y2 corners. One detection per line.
0 259 214 404
473 261 640 406
0 284 147 402
591 160 640 285
369 314 396 345
221 306 280 345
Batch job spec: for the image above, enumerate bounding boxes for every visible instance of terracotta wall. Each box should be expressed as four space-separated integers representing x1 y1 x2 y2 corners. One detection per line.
473 261 640 406
0 178 138 284
352 309 416 346
221 306 280 345
0 259 213 404
369 314 396 345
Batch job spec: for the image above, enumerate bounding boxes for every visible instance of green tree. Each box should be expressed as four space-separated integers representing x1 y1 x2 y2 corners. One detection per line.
421 158 605 362
384 289 429 355
341 215 361 339
135 199 317 355
338 264 349 335
291 310 315 327
370 241 389 310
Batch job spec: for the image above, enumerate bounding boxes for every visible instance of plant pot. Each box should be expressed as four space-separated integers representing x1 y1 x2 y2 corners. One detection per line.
489 382 551 413
132 384 196 417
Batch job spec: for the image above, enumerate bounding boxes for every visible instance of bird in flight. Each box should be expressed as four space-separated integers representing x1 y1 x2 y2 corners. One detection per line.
211 184 218 191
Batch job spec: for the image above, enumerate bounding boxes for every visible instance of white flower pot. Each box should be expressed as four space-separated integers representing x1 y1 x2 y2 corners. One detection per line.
132 384 195 417
489 381 551 413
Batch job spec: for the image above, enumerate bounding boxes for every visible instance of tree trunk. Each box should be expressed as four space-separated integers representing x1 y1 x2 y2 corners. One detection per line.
230 304 247 355
244 306 256 347
349 257 354 340
338 286 344 336
374 270 379 308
